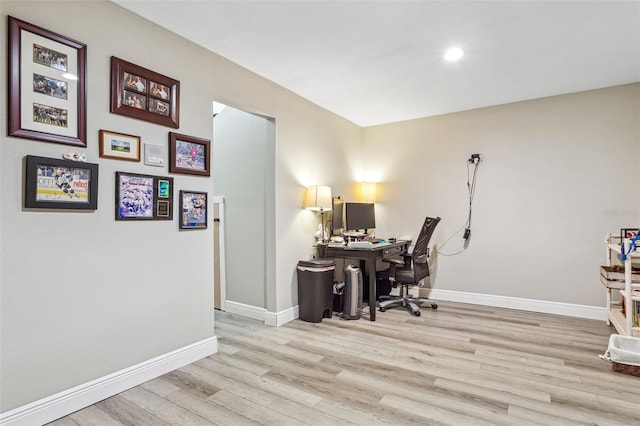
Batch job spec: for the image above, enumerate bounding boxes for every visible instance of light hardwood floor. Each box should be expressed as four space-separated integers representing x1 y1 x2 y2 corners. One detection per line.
48 302 640 425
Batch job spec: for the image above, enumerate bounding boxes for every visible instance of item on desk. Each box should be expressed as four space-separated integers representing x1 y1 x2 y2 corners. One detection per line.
343 230 365 237
328 241 346 247
315 224 330 243
348 241 374 248
330 236 344 243
388 237 396 243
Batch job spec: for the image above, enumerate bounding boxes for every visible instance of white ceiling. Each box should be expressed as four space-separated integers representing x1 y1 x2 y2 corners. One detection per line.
114 0 640 127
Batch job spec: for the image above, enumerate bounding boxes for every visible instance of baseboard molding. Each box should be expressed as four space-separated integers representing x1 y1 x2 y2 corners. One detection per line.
425 289 607 320
225 300 298 326
228 290 606 326
265 306 299 326
0 337 218 426
224 300 266 321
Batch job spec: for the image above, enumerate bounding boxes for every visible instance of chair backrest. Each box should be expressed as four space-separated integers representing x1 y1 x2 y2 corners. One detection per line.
411 216 441 282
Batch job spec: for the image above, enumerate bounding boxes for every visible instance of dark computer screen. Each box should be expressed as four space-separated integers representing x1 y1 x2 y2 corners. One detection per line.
345 202 376 232
330 197 344 235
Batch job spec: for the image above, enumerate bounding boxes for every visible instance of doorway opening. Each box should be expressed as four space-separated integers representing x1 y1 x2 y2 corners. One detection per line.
212 101 275 321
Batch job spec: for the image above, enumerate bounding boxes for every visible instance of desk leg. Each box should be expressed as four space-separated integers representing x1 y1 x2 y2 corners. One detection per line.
368 254 376 321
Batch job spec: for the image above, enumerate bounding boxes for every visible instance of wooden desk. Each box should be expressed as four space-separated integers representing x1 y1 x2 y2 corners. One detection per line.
318 240 410 321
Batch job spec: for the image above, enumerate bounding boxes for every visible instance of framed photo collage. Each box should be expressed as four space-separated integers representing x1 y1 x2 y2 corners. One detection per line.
10 16 210 229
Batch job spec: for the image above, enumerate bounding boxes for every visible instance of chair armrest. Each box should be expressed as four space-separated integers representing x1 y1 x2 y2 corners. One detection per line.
381 258 404 266
414 254 428 264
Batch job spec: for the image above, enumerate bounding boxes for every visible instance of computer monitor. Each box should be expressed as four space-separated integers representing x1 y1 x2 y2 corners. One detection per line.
330 197 344 235
345 202 376 233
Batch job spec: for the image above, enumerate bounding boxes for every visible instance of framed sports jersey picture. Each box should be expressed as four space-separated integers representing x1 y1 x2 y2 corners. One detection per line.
24 155 98 210
179 191 208 229
115 172 173 221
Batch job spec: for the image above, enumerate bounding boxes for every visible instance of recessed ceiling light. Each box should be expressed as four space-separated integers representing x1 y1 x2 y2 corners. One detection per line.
444 47 464 62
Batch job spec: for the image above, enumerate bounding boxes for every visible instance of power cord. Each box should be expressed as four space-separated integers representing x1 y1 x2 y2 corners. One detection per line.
464 155 481 240
437 154 482 256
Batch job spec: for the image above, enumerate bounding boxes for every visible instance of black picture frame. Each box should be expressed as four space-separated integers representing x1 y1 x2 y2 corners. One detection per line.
110 57 180 128
621 228 639 241
179 190 208 229
24 155 98 210
8 16 87 146
115 172 173 220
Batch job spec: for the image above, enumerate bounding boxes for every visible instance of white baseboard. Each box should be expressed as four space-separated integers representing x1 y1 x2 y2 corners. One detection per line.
425 289 607 320
224 300 266 321
265 306 299 326
227 289 606 325
0 337 218 426
225 300 299 326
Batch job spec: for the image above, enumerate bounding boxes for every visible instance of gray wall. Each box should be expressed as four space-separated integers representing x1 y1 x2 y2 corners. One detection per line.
0 1 215 411
363 84 640 307
0 0 360 412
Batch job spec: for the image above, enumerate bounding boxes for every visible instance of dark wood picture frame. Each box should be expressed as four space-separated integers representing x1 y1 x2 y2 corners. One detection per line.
110 57 180 128
115 172 174 221
179 190 208 229
8 16 87 146
169 132 211 177
24 155 98 210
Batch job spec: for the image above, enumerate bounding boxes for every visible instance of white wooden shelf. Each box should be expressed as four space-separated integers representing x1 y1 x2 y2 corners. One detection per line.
608 243 640 258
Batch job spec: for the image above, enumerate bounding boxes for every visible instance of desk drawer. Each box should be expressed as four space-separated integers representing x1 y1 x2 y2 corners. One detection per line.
382 246 403 257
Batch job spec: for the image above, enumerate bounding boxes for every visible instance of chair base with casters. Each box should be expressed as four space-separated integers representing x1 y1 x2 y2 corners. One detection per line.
377 283 437 316
377 216 441 316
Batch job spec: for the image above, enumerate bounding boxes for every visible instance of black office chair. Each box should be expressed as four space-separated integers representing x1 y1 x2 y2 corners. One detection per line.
378 216 441 316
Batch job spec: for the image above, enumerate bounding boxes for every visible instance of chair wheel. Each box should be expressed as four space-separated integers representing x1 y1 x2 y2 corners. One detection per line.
379 307 386 312
414 311 421 316
431 303 438 309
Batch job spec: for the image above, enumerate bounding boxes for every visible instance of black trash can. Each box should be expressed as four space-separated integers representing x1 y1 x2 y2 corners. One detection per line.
297 259 336 323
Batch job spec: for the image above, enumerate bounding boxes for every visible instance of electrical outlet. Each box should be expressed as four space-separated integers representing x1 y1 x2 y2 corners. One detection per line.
469 153 482 163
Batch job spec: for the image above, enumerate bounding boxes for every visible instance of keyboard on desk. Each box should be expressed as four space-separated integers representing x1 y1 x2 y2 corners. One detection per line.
347 240 388 248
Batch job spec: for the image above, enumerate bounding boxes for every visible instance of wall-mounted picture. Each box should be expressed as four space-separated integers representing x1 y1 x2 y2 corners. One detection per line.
158 179 170 198
169 132 211 177
99 130 141 162
8 16 87 146
149 98 170 116
24 155 98 210
180 191 208 229
33 74 67 100
123 90 147 110
123 72 146 92
115 172 173 220
110 57 180 128
150 81 170 101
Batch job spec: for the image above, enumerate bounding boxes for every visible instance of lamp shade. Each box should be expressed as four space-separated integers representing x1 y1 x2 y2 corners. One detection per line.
304 185 332 211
